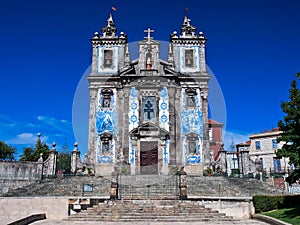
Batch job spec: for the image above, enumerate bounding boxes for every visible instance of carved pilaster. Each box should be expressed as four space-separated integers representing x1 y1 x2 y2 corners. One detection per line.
175 86 182 165
91 44 98 75
201 88 210 166
168 86 176 165
87 88 98 165
122 87 130 162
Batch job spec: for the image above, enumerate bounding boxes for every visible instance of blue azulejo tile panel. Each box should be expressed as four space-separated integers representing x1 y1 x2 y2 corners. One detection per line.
159 87 169 132
163 138 169 165
181 89 203 164
129 87 139 131
129 139 135 165
95 89 117 164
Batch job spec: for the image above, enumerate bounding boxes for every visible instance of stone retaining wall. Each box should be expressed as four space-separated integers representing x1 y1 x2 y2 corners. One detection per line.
0 197 68 225
189 196 255 219
0 149 57 195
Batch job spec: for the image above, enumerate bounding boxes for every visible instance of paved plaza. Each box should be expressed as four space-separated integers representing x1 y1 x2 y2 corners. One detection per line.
32 219 271 225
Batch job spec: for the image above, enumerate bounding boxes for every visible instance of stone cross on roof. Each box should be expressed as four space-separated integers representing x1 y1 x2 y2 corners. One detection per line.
144 28 154 43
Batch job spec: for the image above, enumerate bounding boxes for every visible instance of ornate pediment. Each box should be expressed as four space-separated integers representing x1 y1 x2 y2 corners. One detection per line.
130 122 169 140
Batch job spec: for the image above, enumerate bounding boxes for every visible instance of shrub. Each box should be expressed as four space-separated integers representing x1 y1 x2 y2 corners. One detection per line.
253 195 300 213
253 196 284 213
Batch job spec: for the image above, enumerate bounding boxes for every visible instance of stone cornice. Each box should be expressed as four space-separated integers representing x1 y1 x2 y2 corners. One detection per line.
170 38 207 45
91 38 127 47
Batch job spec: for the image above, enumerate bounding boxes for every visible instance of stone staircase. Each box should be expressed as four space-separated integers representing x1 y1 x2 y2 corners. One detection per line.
3 174 287 222
68 199 234 222
3 174 286 198
187 176 287 197
3 175 111 197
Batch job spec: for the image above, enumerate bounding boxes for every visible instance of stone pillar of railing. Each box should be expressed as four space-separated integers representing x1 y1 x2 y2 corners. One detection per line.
179 167 187 200
71 142 80 174
36 153 44 180
48 142 58 176
110 166 119 200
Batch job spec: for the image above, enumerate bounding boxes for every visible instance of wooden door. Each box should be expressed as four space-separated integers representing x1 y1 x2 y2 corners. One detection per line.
140 141 158 175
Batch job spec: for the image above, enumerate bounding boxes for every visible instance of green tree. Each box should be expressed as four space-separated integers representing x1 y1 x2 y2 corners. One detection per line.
277 73 300 182
20 147 36 161
34 136 50 161
20 134 50 161
0 141 16 160
57 152 71 174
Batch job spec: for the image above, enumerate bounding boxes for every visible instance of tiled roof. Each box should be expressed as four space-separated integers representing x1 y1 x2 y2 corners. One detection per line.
208 119 223 125
236 140 251 146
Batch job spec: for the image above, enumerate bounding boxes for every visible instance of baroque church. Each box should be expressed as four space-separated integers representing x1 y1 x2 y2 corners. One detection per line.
86 14 210 175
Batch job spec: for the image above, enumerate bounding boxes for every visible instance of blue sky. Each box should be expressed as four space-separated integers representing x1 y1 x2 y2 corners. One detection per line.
0 0 299 157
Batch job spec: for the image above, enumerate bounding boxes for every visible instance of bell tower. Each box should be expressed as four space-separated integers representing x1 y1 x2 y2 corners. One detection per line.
168 16 211 173
86 14 129 174
169 16 207 74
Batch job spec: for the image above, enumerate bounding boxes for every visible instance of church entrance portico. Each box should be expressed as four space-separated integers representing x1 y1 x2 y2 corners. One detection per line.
130 123 169 175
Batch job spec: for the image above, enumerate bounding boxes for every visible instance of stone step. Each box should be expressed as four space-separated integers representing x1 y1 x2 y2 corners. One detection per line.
68 199 234 222
68 217 233 222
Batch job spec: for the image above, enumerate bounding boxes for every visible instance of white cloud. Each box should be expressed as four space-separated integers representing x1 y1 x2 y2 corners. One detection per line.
223 130 250 151
7 133 48 145
37 115 71 129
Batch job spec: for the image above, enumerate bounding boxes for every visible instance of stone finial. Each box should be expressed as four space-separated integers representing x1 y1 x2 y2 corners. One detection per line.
93 31 100 39
73 142 79 151
101 13 117 37
37 133 41 138
170 31 178 39
52 142 56 150
38 153 43 162
180 16 196 37
120 31 127 39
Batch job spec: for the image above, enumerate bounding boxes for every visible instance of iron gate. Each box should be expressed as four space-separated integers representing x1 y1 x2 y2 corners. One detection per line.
118 174 179 200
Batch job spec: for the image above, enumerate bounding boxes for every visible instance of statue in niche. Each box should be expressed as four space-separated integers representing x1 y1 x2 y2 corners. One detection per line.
146 57 152 70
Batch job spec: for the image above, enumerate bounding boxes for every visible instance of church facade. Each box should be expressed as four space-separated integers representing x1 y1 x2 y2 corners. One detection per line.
86 14 210 175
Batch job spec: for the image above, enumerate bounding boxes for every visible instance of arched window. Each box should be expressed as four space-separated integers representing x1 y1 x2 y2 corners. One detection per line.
99 132 113 154
101 89 113 109
186 132 199 154
185 88 197 108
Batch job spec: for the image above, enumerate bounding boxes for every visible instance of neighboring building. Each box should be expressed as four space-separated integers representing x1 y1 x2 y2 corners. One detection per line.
249 128 289 174
86 14 211 175
216 127 291 177
208 119 223 161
